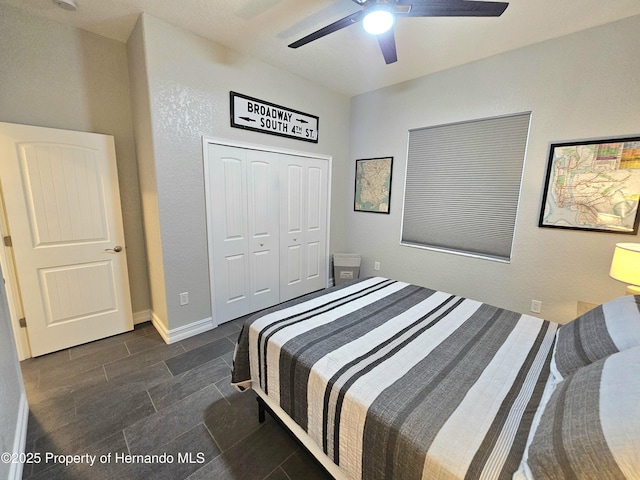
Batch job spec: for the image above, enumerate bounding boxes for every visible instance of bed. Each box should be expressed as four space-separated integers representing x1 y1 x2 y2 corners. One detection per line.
231 277 640 480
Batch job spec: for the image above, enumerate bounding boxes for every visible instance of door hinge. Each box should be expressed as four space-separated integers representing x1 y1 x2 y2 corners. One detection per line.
3 236 11 247
19 317 26 328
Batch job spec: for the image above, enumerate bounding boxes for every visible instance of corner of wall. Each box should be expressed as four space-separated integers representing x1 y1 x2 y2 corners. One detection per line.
127 13 169 327
6 392 28 480
150 310 213 344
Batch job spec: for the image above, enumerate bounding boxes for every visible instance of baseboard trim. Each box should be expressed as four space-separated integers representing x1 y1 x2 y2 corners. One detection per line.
150 312 215 344
8 392 28 480
133 309 152 325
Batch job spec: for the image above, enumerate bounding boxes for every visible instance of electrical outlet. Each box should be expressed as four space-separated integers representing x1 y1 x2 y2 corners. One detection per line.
180 292 189 306
374 261 380 271
530 299 542 313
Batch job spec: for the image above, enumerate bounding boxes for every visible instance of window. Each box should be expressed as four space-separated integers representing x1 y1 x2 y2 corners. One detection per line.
401 112 531 262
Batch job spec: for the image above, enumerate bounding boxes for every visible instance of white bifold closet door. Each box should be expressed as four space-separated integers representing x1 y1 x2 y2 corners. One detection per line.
207 145 281 323
206 142 328 324
279 156 328 302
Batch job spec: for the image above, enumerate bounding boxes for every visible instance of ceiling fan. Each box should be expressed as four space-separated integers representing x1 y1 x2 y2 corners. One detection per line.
288 0 509 65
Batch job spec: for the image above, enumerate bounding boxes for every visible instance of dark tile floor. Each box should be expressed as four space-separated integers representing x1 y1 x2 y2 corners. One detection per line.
20 319 333 480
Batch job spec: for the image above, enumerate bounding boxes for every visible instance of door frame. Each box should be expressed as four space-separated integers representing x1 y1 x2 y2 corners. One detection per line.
0 186 30 360
202 136 333 324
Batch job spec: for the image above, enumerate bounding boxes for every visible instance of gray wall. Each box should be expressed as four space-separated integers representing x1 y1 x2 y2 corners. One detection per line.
128 14 351 331
0 3 150 318
347 15 640 323
0 263 26 480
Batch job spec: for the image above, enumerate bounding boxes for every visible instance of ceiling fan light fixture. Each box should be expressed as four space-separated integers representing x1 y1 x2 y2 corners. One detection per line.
362 7 395 35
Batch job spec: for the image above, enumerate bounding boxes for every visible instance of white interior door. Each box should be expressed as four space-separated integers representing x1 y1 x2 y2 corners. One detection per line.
246 150 281 310
0 122 133 356
208 145 250 322
207 144 280 324
280 156 328 302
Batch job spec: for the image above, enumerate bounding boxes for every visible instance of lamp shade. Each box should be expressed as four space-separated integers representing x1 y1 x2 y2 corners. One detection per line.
610 243 640 286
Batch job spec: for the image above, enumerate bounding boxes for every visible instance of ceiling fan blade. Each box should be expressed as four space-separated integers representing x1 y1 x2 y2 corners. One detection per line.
288 10 364 48
377 29 398 64
398 0 508 17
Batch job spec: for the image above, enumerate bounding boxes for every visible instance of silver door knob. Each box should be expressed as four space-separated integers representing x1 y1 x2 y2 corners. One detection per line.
105 245 123 253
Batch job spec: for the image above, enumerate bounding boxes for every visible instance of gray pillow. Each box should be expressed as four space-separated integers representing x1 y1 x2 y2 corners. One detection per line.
525 346 640 479
551 295 640 381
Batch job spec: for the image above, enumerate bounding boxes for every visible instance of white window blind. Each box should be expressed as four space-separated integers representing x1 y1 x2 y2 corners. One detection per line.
401 112 531 262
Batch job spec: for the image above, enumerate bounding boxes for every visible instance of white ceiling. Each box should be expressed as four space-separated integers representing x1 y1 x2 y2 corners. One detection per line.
4 0 640 97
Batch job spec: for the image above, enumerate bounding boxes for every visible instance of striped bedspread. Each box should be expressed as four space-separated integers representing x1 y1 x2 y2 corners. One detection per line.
232 277 558 480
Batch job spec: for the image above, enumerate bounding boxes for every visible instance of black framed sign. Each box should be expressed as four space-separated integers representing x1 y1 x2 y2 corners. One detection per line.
230 92 319 143
354 157 393 213
539 136 640 234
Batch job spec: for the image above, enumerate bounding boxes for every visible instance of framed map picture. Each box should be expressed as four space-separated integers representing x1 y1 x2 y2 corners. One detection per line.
354 157 393 214
539 136 640 234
